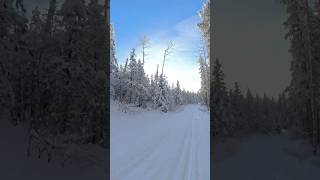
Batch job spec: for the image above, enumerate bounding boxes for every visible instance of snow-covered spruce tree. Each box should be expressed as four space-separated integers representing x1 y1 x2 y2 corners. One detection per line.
311 0 320 153
149 74 155 102
0 0 59 161
229 82 246 133
154 74 171 112
198 55 210 107
118 62 130 103
282 0 309 137
0 0 29 125
262 94 277 132
244 89 255 132
117 48 148 107
33 0 107 145
84 0 108 144
42 0 57 36
0 0 110 164
282 0 320 153
26 0 74 138
211 58 230 136
110 23 119 99
24 6 44 129
29 7 43 34
174 80 183 106
151 65 160 107
254 93 264 132
24 0 80 151
56 0 99 140
198 0 210 109
126 48 139 104
182 89 200 104
116 58 130 103
198 0 210 55
277 92 289 130
136 59 150 108
109 33 200 111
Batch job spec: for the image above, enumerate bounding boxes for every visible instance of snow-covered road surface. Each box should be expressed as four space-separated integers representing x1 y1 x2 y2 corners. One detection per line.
110 103 210 180
214 134 320 180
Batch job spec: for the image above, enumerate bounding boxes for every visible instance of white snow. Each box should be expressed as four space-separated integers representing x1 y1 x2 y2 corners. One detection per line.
110 102 210 180
214 134 320 180
0 111 107 180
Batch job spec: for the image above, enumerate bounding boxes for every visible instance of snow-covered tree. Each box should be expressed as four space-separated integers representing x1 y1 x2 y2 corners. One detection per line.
29 7 43 34
154 74 171 112
198 0 210 55
198 55 210 107
282 0 320 154
136 59 150 107
211 58 229 136
197 0 210 109
174 81 183 105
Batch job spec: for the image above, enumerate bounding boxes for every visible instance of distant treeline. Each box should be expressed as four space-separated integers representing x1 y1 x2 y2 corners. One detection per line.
110 38 200 112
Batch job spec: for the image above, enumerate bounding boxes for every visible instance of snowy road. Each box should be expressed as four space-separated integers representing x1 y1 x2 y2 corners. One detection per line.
110 103 210 180
214 134 320 180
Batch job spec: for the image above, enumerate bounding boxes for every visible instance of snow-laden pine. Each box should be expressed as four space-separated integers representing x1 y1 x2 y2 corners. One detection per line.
110 37 200 112
0 0 108 166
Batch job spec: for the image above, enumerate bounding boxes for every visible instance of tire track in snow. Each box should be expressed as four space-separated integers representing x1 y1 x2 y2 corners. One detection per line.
193 109 201 179
172 109 197 180
180 118 193 180
111 104 210 180
112 133 168 180
142 115 189 180
166 120 191 180
185 113 195 180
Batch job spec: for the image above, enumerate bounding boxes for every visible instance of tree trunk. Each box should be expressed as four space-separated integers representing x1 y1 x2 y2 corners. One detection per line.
304 0 318 155
161 55 165 75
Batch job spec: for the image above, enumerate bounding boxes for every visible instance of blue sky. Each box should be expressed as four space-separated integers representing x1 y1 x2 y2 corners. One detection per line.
111 0 205 92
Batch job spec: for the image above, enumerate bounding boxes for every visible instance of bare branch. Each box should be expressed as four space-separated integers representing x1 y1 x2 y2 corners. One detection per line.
140 35 150 64
161 41 175 75
140 35 150 48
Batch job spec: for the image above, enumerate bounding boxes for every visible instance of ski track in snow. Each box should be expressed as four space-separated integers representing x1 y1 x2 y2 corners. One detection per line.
110 103 210 180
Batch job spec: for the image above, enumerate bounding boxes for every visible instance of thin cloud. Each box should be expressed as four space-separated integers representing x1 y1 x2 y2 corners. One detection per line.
135 15 202 93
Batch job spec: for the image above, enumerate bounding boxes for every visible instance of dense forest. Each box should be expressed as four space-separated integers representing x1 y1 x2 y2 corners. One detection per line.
2 0 320 170
205 1 288 137
211 0 320 156
0 0 108 164
110 39 200 112
282 0 320 154
109 5 208 112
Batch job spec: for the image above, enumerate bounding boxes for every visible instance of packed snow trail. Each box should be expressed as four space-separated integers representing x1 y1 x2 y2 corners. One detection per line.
110 103 210 180
214 134 320 180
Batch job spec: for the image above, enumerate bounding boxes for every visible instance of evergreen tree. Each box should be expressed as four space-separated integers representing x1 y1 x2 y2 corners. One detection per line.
282 0 320 153
174 80 183 105
136 59 149 107
198 55 210 107
244 89 255 131
153 75 169 112
230 82 245 132
198 0 210 55
211 58 229 136
29 7 43 34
